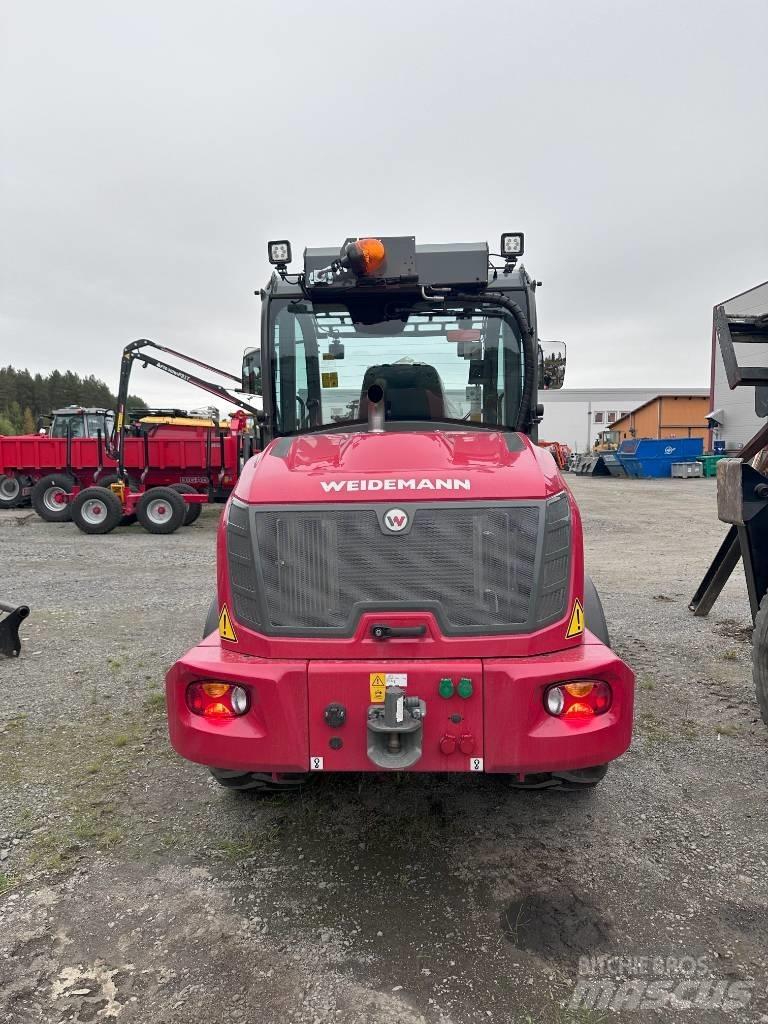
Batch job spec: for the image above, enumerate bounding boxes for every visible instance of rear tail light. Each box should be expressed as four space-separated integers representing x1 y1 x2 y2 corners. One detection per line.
544 680 611 718
186 681 249 719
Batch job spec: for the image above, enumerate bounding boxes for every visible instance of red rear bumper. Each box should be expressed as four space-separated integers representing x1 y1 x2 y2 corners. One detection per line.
166 634 633 776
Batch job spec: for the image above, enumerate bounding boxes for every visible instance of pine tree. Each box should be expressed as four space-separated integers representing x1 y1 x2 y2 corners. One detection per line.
0 367 147 435
22 407 36 434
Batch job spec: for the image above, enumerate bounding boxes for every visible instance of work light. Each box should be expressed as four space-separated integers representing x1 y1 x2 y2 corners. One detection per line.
500 232 524 257
268 240 292 265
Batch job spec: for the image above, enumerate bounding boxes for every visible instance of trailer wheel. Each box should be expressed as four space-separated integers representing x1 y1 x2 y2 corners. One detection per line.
136 486 186 534
95 474 139 526
752 593 768 727
31 473 76 522
170 483 202 525
208 768 309 793
70 487 123 535
509 764 608 790
0 474 24 509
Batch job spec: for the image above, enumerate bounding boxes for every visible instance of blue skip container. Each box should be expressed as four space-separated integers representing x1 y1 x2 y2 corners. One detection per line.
617 437 704 478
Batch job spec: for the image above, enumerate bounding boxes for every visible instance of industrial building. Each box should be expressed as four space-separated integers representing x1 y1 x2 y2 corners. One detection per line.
611 394 710 442
539 388 709 453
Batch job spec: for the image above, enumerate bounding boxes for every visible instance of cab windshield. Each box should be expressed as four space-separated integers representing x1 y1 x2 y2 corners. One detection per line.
51 414 109 438
269 298 525 434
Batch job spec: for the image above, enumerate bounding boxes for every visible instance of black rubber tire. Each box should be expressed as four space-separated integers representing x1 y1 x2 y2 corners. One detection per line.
0 474 24 509
203 595 218 638
509 764 609 790
31 473 76 522
136 486 186 534
583 575 611 647
209 768 309 793
170 483 203 526
752 593 768 727
70 486 124 535
94 474 139 526
94 472 138 490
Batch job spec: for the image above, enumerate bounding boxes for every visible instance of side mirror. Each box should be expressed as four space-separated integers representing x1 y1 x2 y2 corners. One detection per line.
242 347 262 396
538 340 566 390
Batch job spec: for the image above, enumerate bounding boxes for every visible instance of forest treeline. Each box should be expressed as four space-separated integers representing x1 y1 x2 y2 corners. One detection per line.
0 366 146 434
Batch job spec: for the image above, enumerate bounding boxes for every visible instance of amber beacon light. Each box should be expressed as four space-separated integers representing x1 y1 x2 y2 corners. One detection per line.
340 237 386 276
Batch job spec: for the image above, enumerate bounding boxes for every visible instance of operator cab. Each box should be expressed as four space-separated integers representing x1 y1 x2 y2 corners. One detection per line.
49 406 114 439
247 235 566 442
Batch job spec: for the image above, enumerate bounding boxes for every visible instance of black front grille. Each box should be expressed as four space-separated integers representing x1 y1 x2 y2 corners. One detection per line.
227 498 570 637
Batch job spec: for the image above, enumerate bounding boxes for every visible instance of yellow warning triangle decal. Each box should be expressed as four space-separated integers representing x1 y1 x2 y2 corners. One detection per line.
218 605 238 642
565 598 585 639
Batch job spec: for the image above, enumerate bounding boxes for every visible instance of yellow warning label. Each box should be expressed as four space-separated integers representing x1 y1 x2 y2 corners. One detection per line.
369 672 386 703
566 598 585 639
321 371 339 388
218 605 238 642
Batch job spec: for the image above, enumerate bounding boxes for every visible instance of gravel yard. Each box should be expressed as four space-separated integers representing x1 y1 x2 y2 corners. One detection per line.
1 476 767 1023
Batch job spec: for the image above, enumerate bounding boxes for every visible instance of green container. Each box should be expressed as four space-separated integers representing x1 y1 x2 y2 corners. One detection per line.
698 455 726 478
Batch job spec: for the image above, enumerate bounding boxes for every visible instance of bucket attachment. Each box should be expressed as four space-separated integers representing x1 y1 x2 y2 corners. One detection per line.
0 601 30 658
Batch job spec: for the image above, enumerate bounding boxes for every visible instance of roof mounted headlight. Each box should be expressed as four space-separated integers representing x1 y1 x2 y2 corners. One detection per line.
500 232 524 258
268 240 292 266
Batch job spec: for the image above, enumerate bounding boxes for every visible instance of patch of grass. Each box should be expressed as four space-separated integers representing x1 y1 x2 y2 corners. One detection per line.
516 1010 609 1024
635 710 671 743
502 899 531 946
214 827 281 861
0 872 11 892
143 691 166 713
715 722 742 738
722 649 739 661
680 718 700 739
638 677 657 692
113 734 130 748
107 657 122 670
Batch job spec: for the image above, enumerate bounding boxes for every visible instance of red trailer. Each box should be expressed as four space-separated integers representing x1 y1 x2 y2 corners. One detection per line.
0 405 249 523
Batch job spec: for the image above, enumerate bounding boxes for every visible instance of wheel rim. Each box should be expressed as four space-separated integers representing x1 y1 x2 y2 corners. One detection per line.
0 477 20 500
43 486 67 512
146 498 173 525
81 497 108 525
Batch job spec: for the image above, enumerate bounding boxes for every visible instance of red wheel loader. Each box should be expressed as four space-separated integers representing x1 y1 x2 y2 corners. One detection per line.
166 234 634 790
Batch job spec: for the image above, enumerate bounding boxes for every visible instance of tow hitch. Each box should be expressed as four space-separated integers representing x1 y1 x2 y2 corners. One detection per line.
0 600 30 658
367 686 427 768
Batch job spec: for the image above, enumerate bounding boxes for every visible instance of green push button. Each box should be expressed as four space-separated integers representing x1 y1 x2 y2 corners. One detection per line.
457 677 473 699
438 677 454 699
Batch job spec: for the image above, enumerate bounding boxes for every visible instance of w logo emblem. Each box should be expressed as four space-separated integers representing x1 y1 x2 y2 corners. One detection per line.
383 507 409 533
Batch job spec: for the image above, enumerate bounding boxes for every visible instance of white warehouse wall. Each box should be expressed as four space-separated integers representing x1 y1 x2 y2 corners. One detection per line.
539 388 709 452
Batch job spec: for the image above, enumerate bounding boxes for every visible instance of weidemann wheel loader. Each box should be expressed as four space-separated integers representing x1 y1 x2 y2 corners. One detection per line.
166 234 634 791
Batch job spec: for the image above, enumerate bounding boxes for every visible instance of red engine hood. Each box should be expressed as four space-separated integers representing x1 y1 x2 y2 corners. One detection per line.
234 430 564 503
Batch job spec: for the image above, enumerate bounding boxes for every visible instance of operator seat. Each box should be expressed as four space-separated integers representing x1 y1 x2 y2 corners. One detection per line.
360 363 446 421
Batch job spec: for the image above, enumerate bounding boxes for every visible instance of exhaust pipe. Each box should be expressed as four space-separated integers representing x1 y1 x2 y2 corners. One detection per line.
367 383 385 433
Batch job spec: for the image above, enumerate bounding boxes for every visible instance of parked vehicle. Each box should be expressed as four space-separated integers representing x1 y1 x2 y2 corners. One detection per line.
0 405 249 523
166 232 635 793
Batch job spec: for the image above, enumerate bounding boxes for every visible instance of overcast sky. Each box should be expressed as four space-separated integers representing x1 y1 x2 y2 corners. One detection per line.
1 0 766 409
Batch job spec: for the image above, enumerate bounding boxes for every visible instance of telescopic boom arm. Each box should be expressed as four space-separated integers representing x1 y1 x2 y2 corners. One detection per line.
110 339 262 479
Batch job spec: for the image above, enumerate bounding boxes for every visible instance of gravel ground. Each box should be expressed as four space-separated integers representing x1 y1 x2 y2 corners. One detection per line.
1 476 767 1024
